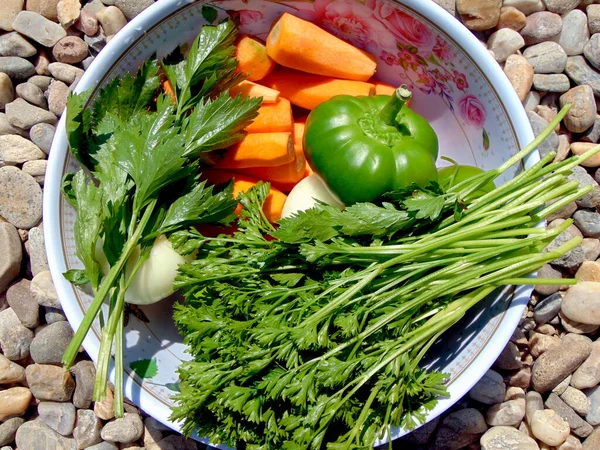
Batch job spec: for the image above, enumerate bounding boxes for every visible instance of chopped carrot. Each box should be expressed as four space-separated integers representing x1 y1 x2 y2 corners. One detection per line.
236 143 307 185
162 78 176 104
229 80 280 103
373 82 396 96
266 12 376 81
202 169 287 222
246 98 293 133
293 119 306 148
235 35 276 82
215 132 294 169
262 69 375 110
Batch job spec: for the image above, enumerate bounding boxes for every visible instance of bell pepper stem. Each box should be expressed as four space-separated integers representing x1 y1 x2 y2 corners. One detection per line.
378 85 412 126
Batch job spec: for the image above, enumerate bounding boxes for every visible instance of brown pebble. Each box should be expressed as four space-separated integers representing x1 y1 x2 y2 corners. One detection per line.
504 54 533 102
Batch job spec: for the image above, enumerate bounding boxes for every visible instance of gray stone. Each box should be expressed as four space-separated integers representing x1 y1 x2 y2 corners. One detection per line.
96 6 127 36
561 386 590 416
495 341 523 370
43 307 65 324
0 33 36 58
533 74 570 93
554 9 590 56
533 334 592 393
0 308 32 360
38 402 76 436
584 428 600 449
534 292 563 324
25 364 75 401
480 425 539 450
521 11 563 45
487 27 525 63
585 384 600 425
524 90 541 111
566 56 600 98
0 74 14 111
589 5 600 34
582 238 600 260
486 398 527 426
584 33 600 70
0 0 24 32
0 113 25 137
47 80 69 117
0 167 42 229
53 37 89 65
29 123 55 154
547 200 577 222
84 30 106 54
533 264 563 296
26 0 60 21
524 41 568 73
0 135 45 165
6 279 38 329
47 62 84 85
71 360 95 409
526 391 544 424
5 98 56 130
528 111 560 157
28 75 52 92
574 210 600 238
115 0 154 19
86 442 118 450
400 416 440 445
561 282 600 325
546 392 594 438
560 310 600 334
28 224 48 276
430 408 488 450
15 82 46 109
15 421 73 450
30 271 59 309
0 223 21 294
30 321 73 365
560 85 597 133
0 417 24 446
503 0 545 15
12 11 66 47
543 0 581 14
101 413 144 443
546 227 585 270
82 55 95 70
0 57 35 80
468 369 506 404
568 166 600 208
73 409 102 449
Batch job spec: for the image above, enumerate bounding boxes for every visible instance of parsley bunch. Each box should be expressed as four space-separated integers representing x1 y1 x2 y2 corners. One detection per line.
170 105 600 449
61 21 261 417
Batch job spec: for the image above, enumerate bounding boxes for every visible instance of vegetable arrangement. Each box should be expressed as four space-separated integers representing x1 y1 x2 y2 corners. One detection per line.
59 10 600 450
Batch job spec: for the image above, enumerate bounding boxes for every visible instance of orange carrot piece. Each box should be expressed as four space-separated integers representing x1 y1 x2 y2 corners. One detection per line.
236 143 307 184
373 82 397 96
215 132 294 169
202 170 287 222
262 70 375 110
246 98 293 133
236 35 276 82
229 80 280 103
266 12 377 81
293 119 306 148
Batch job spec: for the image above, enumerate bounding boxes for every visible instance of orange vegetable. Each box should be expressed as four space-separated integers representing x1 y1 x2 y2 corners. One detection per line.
237 143 307 185
202 170 287 222
373 82 397 96
215 132 294 169
262 69 375 110
235 35 275 82
266 12 377 81
246 98 293 133
229 80 280 103
293 119 306 148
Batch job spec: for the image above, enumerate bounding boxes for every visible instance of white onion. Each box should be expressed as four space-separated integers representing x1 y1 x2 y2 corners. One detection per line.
281 174 345 219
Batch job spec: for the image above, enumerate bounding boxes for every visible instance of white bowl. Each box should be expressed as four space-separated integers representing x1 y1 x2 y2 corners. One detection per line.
44 0 535 446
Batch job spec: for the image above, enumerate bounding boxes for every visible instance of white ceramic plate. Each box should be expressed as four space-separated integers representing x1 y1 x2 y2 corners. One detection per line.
44 0 535 446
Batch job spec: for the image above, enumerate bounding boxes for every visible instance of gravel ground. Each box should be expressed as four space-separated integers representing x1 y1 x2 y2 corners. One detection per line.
1 0 600 449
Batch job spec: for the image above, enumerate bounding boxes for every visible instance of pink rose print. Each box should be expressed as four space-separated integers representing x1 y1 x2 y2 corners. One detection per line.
313 0 396 53
453 71 469 91
433 36 453 61
367 0 434 53
381 50 398 66
417 68 436 89
459 95 487 128
398 48 419 70
233 10 263 25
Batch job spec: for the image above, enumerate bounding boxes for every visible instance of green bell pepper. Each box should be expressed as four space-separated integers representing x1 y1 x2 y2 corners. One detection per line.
303 86 439 205
437 164 495 198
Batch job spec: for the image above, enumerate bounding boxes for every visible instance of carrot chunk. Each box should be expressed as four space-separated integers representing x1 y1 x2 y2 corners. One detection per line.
246 98 293 133
235 35 276 82
229 80 280 103
202 170 287 223
266 12 377 81
262 70 375 110
215 132 294 169
373 82 397 96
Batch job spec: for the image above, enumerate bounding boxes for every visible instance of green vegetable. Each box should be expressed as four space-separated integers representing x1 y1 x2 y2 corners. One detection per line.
438 163 495 198
170 104 599 449
61 21 261 418
303 86 439 205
